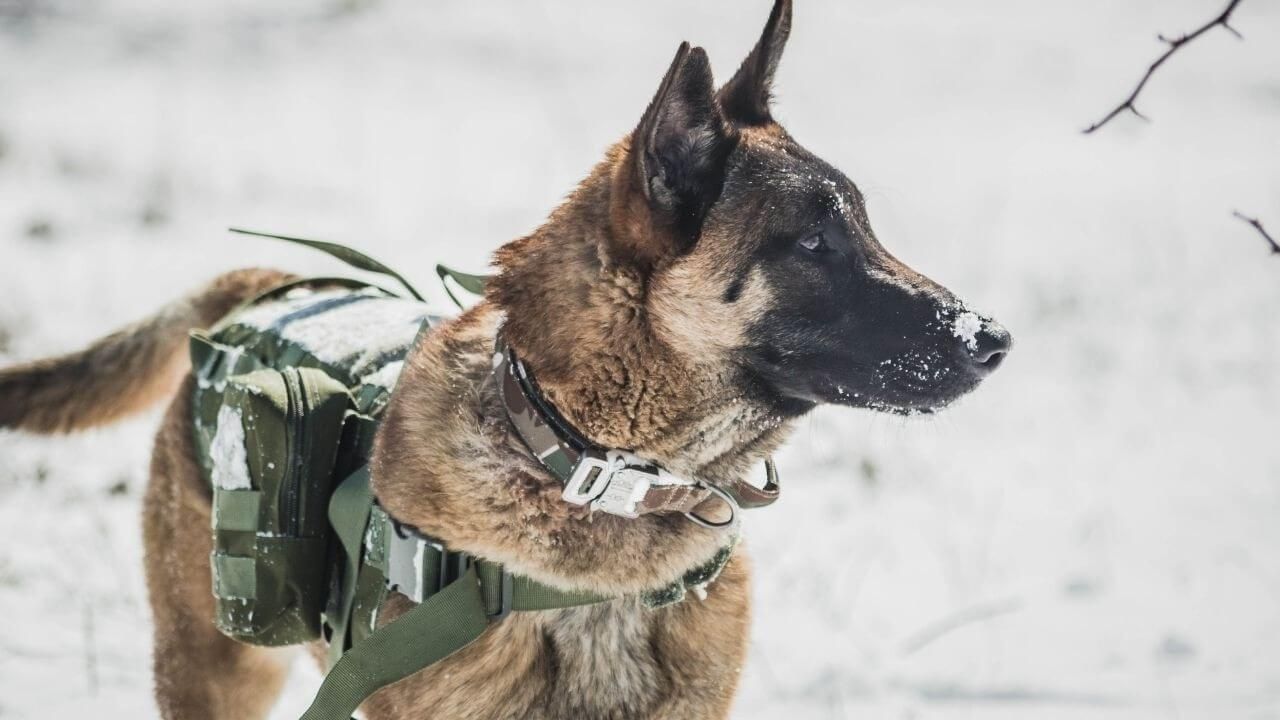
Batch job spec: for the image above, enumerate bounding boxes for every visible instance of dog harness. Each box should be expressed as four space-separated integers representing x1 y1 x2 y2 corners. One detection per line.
191 231 779 720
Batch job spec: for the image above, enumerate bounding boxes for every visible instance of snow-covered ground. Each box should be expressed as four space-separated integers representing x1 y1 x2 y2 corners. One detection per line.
2 0 1279 718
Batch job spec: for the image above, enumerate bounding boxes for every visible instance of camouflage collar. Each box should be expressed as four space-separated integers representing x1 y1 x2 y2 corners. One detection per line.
492 336 780 528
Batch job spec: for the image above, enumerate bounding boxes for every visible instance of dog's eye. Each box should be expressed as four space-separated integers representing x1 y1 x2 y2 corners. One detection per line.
798 231 828 253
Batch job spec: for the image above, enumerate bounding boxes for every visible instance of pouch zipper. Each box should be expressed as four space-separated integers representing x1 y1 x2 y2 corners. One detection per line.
282 368 308 537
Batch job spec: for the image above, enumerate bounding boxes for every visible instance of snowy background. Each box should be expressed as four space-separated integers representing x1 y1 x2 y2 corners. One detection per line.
1 0 1279 718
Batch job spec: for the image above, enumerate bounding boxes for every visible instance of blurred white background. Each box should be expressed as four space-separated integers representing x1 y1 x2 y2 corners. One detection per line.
1 0 1278 718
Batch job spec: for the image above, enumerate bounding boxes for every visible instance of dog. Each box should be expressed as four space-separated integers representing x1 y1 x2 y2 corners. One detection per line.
0 1 1010 717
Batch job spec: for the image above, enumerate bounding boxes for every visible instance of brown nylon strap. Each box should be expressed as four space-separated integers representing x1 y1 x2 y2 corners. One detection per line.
635 483 711 514
726 458 781 509
640 461 781 516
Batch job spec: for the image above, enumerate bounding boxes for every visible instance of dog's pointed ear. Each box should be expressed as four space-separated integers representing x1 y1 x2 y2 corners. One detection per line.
615 42 732 266
717 0 792 126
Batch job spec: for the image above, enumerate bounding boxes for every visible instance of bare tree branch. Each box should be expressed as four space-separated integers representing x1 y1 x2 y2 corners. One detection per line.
1233 211 1280 255
1084 0 1245 134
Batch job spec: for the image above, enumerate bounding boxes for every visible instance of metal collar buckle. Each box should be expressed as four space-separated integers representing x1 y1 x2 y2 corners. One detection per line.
561 449 656 519
561 449 740 529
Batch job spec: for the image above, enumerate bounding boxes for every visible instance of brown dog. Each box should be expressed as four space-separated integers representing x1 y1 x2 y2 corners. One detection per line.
0 2 1010 718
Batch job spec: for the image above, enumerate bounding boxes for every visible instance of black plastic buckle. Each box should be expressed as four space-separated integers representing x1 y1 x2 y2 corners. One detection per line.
438 552 513 620
439 550 473 592
488 568 514 621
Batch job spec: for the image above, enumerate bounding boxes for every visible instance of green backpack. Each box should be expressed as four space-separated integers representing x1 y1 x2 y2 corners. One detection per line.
191 277 440 646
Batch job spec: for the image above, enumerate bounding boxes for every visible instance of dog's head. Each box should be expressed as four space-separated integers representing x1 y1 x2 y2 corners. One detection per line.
497 0 1010 425
625 0 1009 417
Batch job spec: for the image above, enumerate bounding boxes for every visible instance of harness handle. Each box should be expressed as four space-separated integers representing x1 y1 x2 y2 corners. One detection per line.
229 227 427 302
435 264 489 309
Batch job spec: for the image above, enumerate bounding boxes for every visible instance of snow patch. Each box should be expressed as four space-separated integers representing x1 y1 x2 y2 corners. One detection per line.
233 288 428 372
360 360 405 391
951 311 983 351
691 583 709 601
196 346 243 392
210 405 252 491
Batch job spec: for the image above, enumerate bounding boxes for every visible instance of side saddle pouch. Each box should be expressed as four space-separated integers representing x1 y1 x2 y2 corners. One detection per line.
208 367 351 646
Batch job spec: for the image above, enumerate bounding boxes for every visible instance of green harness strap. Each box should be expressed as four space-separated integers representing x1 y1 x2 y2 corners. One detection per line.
324 465 375 668
300 564 490 720
311 468 611 720
486 567 609 611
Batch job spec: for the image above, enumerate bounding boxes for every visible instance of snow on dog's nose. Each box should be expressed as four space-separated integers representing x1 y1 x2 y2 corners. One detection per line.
951 310 1012 374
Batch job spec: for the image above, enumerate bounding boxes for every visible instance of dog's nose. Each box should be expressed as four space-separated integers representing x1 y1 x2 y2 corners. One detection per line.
966 319 1012 372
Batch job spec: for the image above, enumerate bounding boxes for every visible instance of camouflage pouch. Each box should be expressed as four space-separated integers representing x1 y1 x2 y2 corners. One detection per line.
207 366 352 646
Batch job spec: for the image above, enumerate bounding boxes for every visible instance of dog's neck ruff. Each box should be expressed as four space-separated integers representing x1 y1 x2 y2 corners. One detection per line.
492 335 780 528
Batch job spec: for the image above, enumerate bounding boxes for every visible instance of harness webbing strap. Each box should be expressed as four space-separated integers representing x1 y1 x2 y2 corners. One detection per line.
325 466 375 668
300 566 491 720
306 524 614 720
311 467 618 720
371 511 611 616
474 562 610 613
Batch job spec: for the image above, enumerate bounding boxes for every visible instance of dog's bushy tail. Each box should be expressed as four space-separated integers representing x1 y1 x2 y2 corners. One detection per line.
0 268 293 434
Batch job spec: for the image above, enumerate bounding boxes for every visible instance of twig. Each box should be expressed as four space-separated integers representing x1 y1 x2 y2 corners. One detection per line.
1233 211 1280 254
1084 0 1245 133
899 597 1023 656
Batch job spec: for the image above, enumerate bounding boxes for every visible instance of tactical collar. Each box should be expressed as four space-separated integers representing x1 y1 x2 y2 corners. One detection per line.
492 336 780 528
